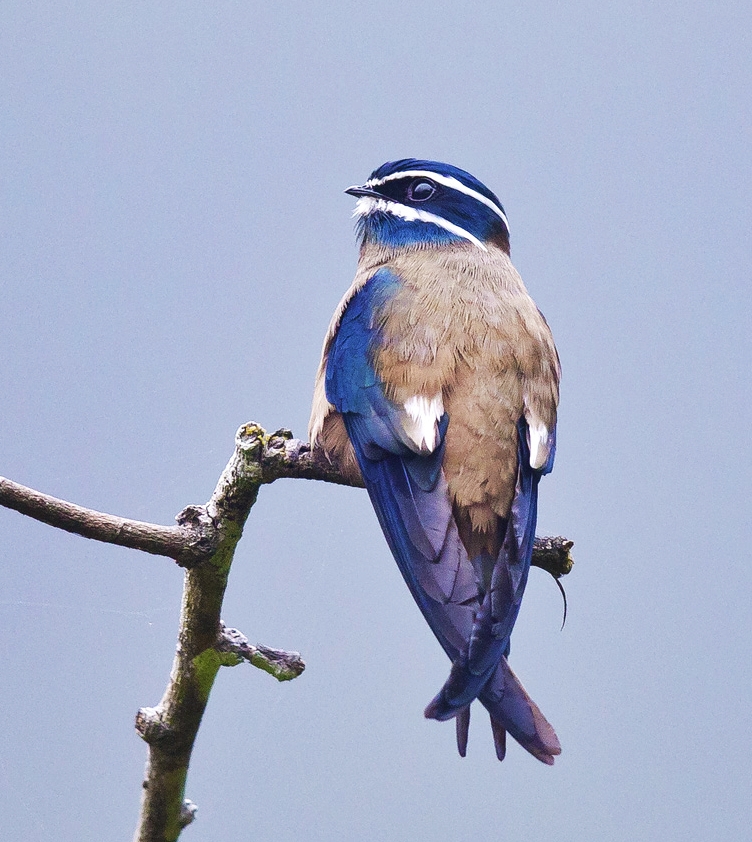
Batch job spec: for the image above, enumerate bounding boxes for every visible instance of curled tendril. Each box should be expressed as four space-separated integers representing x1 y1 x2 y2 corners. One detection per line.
538 567 568 630
553 575 568 630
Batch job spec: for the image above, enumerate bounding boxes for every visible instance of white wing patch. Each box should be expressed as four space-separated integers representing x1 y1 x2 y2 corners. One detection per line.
527 419 550 470
523 391 552 470
403 394 444 452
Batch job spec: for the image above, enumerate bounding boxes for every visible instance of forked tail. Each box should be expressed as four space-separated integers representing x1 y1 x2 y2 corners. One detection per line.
444 657 560 764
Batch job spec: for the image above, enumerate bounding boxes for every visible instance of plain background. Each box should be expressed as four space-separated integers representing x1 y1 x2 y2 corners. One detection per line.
1 3 750 840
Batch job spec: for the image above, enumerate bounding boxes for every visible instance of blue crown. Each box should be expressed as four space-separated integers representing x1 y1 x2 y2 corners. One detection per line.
347 159 510 252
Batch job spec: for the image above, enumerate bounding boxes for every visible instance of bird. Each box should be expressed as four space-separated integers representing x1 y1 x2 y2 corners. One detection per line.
309 159 561 764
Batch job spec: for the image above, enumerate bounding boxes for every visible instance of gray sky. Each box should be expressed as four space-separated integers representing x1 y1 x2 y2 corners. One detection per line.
1 2 750 840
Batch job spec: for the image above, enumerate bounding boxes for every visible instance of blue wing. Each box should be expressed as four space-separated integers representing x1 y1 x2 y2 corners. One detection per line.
326 268 560 763
327 269 478 655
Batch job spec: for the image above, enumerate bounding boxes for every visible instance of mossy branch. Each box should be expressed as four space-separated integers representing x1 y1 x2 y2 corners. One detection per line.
0 422 574 842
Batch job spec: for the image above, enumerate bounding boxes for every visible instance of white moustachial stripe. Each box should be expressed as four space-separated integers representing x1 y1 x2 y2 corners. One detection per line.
353 196 487 251
403 394 444 452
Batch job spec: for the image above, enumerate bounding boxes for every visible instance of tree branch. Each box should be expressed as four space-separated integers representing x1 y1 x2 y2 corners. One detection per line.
131 424 269 842
0 422 574 842
0 476 205 564
0 425 574 577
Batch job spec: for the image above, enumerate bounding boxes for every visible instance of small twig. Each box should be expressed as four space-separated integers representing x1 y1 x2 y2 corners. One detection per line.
259 429 364 487
178 800 197 830
529 535 574 580
217 623 305 682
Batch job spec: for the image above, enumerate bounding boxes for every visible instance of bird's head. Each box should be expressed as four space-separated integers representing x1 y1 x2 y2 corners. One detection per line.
346 159 510 254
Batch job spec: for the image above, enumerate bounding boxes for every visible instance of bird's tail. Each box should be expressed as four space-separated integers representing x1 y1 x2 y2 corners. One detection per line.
443 658 560 764
480 656 560 764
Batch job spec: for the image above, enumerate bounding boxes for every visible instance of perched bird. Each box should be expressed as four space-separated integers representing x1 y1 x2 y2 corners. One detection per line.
309 159 561 764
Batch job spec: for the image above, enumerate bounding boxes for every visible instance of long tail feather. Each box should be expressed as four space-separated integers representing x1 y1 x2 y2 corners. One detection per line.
489 716 507 762
455 707 470 757
479 658 560 764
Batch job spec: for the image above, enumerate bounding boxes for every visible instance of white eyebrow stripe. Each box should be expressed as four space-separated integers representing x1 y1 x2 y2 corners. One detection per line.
353 196 488 251
364 169 509 233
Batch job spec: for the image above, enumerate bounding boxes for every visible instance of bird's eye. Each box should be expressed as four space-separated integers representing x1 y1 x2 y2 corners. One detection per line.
407 179 436 202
